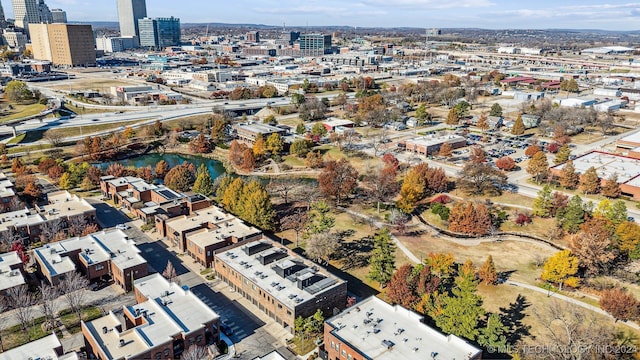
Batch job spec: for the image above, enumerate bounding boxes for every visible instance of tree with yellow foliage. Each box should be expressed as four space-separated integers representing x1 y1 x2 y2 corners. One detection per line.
541 250 579 291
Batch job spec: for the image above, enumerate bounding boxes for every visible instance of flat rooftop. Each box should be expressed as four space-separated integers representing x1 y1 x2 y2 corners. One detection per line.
233 122 285 135
83 312 150 359
0 173 15 199
0 251 25 292
326 296 482 360
405 134 466 148
0 333 70 360
187 217 262 249
0 209 44 233
216 240 344 309
552 151 640 183
34 230 146 277
323 117 354 127
41 191 95 220
618 131 640 147
165 205 236 235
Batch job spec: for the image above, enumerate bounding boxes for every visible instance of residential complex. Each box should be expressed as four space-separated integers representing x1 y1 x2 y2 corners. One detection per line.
163 205 263 266
0 173 17 213
0 251 26 297
82 273 219 360
0 190 96 244
33 229 148 291
232 122 288 143
322 296 482 360
29 23 96 66
214 240 348 332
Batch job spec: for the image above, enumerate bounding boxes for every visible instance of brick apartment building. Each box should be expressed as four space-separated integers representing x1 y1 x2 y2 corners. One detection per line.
33 230 147 291
214 240 347 333
82 273 219 359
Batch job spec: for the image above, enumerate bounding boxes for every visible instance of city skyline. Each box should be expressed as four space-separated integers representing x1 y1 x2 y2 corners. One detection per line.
1 0 639 31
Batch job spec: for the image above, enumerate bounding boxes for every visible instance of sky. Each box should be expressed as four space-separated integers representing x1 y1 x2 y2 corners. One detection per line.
2 0 640 30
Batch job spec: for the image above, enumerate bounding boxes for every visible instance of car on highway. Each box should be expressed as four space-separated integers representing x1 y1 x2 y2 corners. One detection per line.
115 224 130 231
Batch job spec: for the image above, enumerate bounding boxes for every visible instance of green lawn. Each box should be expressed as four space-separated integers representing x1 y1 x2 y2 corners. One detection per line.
64 103 116 115
283 155 306 167
8 143 54 154
0 102 46 123
2 315 56 351
59 306 104 334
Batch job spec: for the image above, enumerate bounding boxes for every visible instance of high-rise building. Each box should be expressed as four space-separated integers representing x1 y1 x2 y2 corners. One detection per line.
50 8 66 23
117 0 146 42
37 0 52 23
0 1 6 27
246 30 259 43
138 17 180 50
29 23 95 66
13 0 39 35
299 33 332 56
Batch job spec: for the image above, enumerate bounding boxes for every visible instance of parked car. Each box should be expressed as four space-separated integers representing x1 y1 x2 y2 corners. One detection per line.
115 224 130 230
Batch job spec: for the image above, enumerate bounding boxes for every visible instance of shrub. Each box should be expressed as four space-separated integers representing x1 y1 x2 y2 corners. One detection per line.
430 194 451 204
431 203 450 221
514 213 532 226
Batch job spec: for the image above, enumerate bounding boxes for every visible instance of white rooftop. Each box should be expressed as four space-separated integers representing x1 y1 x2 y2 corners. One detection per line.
166 205 235 235
40 191 95 221
34 230 146 277
405 134 465 148
552 151 640 183
217 240 343 309
323 117 354 128
0 333 75 360
619 131 640 146
0 251 24 292
0 173 15 199
0 209 44 232
187 217 262 249
326 296 482 360
252 350 287 360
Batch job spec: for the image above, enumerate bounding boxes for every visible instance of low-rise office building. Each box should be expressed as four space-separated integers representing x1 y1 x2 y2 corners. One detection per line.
34 230 147 291
82 273 219 360
214 240 347 332
322 296 482 360
402 135 467 156
232 122 288 143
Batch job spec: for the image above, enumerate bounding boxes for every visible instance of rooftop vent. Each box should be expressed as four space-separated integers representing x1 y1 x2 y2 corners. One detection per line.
119 339 125 347
381 340 395 349
102 326 108 334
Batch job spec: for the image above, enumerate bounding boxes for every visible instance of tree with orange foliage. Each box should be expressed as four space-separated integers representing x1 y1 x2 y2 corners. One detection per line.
438 142 453 157
524 145 541 158
478 255 498 285
241 149 256 171
600 287 639 322
318 158 358 206
386 264 419 308
229 140 246 166
189 133 211 154
569 217 616 277
469 146 486 164
495 156 515 171
155 160 170 179
448 202 492 235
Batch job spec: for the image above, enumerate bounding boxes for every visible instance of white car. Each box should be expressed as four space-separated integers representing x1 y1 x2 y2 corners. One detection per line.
115 224 130 231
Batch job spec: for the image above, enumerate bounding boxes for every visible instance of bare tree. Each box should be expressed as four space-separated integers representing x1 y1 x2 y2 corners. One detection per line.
43 129 65 147
66 216 87 237
298 186 321 211
162 260 179 284
39 218 64 243
39 283 60 331
342 131 361 152
59 271 89 322
8 285 36 341
369 129 389 157
0 229 20 253
280 210 308 247
524 300 615 360
182 344 210 360
305 232 339 266
267 178 300 205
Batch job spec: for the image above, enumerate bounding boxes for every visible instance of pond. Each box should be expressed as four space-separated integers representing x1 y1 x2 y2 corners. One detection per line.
98 152 226 179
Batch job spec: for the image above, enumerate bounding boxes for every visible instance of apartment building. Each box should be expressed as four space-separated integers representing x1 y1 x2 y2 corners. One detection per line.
322 296 482 360
33 230 147 291
0 251 26 297
164 205 263 266
82 273 219 360
0 190 96 244
0 173 17 213
29 23 96 66
0 333 76 360
214 240 347 332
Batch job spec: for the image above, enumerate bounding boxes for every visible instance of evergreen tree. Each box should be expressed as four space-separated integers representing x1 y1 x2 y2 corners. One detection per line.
478 313 509 350
511 115 525 135
305 200 335 236
295 122 306 135
368 228 396 287
579 166 600 195
554 144 571 164
559 160 579 189
556 195 585 233
532 185 553 217
434 260 485 341
193 164 215 196
489 103 503 117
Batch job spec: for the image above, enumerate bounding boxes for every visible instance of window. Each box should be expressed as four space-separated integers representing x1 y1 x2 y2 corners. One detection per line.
155 352 162 359
95 264 104 271
163 349 170 357
348 355 352 360
196 335 203 343
342 350 346 357
331 341 335 349
278 304 282 309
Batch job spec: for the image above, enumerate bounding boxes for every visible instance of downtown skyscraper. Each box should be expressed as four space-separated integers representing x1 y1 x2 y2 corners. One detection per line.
12 0 53 36
117 0 147 43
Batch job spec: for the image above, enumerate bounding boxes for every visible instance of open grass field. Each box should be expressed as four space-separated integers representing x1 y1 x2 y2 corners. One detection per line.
0 102 46 123
64 103 116 115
